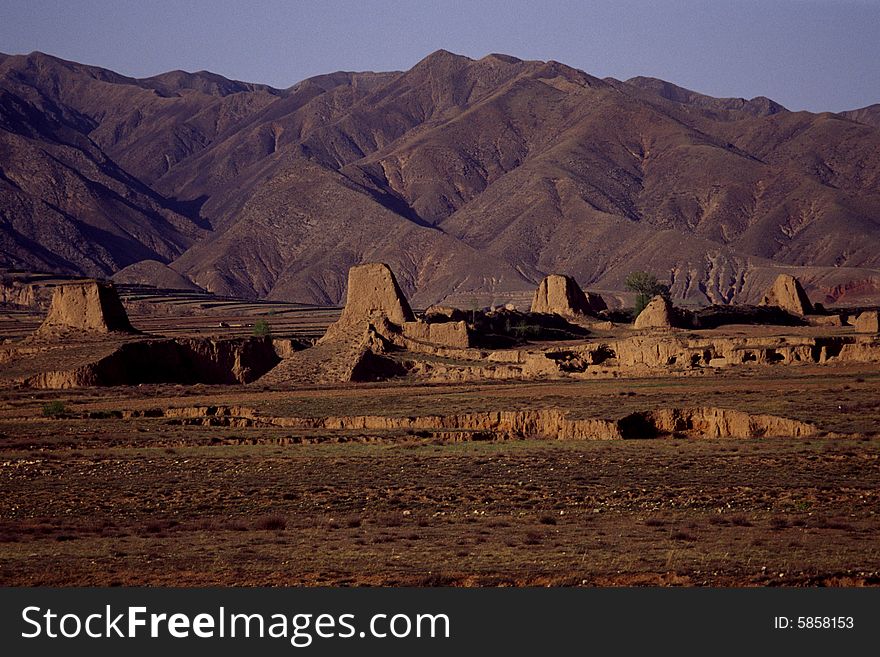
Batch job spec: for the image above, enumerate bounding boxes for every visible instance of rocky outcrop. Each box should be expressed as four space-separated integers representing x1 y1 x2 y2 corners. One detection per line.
854 310 879 333
633 295 674 329
759 274 813 315
531 274 606 317
37 281 135 335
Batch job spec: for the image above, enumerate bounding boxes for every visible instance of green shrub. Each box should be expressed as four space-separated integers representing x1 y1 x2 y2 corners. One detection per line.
252 319 271 337
513 321 541 339
42 401 67 418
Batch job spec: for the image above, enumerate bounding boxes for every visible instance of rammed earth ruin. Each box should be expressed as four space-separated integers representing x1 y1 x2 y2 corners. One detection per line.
1 264 877 441
2 264 878 391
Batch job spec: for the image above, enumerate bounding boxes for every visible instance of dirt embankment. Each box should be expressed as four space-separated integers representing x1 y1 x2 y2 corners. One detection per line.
123 405 817 441
22 337 279 389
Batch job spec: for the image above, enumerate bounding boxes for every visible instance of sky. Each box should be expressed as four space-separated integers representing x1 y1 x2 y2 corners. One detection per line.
1 0 878 112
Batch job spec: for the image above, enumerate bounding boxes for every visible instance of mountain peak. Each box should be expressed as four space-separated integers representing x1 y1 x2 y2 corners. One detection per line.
139 68 269 97
481 53 522 65
20 50 90 71
425 48 470 60
414 49 474 69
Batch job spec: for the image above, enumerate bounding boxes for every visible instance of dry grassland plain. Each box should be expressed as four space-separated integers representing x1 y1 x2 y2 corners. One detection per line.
0 300 878 587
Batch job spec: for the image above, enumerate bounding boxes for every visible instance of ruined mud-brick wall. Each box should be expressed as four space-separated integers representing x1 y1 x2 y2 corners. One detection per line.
401 320 471 348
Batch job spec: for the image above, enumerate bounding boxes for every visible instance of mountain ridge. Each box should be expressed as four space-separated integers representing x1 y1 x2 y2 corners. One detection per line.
2 49 879 307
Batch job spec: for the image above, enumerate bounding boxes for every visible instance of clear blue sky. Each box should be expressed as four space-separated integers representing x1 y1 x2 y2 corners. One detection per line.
2 0 877 112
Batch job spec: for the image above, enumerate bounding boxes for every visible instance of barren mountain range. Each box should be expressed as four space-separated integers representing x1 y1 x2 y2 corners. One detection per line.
2 49 880 307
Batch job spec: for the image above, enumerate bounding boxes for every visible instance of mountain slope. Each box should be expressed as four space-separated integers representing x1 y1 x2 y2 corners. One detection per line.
2 50 879 306
841 103 880 129
0 52 218 275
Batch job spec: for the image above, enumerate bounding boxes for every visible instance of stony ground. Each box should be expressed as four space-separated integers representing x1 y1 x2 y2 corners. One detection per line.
1 367 878 586
0 438 877 586
1 304 878 586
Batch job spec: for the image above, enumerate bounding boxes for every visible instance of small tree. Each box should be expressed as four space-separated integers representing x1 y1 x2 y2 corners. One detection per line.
252 319 271 337
625 271 670 316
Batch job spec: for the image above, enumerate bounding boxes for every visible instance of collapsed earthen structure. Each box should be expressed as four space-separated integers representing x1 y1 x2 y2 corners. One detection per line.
759 274 814 316
37 280 135 334
854 310 879 334
530 274 606 317
633 295 675 329
0 279 36 308
264 263 473 384
321 263 469 349
259 265 880 386
321 263 415 341
6 267 880 392
256 265 880 383
2 280 278 388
